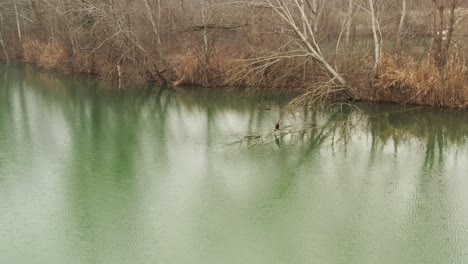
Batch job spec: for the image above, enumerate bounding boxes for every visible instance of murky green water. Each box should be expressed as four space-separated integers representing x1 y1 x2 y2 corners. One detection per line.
1 64 468 264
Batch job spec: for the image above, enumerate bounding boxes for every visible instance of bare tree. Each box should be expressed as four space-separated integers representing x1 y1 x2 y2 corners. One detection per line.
245 0 354 99
0 11 9 62
397 0 407 47
345 0 354 44
309 0 325 33
13 0 22 43
432 0 459 69
142 0 174 83
60 0 76 55
201 0 211 62
368 0 381 78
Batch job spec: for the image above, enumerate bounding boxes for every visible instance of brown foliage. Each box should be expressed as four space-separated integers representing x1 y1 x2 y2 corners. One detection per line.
38 41 68 69
376 53 468 108
22 40 45 64
174 48 244 87
22 40 68 70
71 52 93 74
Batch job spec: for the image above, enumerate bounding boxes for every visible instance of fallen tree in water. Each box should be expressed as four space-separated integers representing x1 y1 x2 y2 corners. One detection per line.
227 122 317 147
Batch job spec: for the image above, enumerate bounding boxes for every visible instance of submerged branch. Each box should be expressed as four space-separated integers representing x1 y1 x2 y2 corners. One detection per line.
227 122 317 147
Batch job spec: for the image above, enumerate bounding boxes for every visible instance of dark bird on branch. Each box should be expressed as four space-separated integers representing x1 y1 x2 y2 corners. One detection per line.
275 120 280 131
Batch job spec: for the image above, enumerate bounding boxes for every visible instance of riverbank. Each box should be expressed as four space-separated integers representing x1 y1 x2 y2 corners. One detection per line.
0 1 467 108
7 40 468 109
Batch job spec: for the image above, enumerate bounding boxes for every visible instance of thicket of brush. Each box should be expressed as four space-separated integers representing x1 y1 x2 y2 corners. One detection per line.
19 37 323 91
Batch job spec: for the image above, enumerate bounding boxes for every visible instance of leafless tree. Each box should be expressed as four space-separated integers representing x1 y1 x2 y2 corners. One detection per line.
431 0 459 69
0 10 8 62
13 0 21 42
242 0 355 99
397 0 407 47
345 0 355 44
367 0 382 78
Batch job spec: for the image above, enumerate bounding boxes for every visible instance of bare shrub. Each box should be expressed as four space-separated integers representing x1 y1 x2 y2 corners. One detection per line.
22 40 45 64
93 53 115 78
174 48 244 87
38 41 68 70
72 52 93 74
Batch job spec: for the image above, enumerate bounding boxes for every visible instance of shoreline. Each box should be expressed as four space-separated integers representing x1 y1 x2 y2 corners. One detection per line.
2 55 468 110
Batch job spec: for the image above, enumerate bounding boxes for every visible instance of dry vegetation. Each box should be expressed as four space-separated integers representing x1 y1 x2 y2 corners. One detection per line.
0 0 467 107
376 52 468 107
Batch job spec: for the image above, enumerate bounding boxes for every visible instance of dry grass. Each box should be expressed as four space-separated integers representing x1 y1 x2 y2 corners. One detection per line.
173 47 327 92
38 41 68 69
376 52 468 108
173 48 244 87
22 40 146 83
23 40 68 70
22 40 45 64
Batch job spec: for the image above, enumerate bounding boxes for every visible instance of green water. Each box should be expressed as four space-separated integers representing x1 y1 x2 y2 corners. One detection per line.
1 64 468 264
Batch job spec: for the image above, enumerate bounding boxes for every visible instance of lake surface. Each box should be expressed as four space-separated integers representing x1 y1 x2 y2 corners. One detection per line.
1 64 468 264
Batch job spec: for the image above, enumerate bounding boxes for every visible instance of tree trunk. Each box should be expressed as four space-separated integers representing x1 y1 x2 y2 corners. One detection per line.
0 12 9 62
290 3 353 98
142 0 167 65
397 0 407 47
13 0 22 43
202 0 210 62
443 0 457 56
117 63 122 89
368 0 381 79
300 0 307 40
60 0 76 55
313 0 321 33
345 0 353 44
142 0 163 47
0 34 8 62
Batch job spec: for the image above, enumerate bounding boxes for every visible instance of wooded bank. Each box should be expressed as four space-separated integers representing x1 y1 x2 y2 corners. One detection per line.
0 0 467 107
